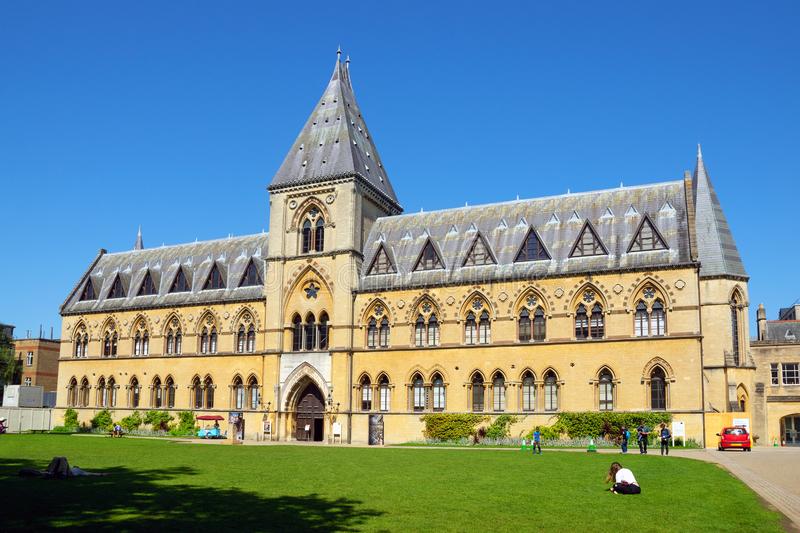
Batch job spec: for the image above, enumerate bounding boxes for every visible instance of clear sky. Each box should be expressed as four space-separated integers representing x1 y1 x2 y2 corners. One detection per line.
1 1 798 339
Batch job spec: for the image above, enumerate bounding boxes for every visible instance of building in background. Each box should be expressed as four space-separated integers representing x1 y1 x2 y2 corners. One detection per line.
752 303 800 446
55 52 755 445
0 323 14 340
14 338 61 393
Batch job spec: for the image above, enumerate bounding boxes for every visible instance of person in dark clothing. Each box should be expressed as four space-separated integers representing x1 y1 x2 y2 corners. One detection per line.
606 462 641 495
636 424 649 454
620 426 630 453
659 423 672 456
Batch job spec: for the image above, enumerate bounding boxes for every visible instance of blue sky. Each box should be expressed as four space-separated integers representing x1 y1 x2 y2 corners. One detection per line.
1 1 798 338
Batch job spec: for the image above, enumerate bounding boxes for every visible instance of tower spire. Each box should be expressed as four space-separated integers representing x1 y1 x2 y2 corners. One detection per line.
336 45 342 60
134 226 144 250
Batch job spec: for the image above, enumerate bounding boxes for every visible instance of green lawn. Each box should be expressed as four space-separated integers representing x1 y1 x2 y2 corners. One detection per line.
0 435 783 532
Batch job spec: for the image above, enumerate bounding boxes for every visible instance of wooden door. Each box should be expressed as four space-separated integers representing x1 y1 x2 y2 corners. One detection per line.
295 383 324 441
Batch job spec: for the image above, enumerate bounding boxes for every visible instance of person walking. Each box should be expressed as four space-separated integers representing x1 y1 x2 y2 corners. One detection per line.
620 426 629 453
532 427 542 455
606 462 641 494
636 424 649 454
659 423 672 456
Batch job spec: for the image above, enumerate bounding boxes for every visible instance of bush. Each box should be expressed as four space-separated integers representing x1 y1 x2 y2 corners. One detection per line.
63 408 78 428
120 411 143 432
90 409 114 431
553 412 672 439
144 410 174 431
50 425 77 433
485 415 518 440
421 413 486 441
169 411 197 436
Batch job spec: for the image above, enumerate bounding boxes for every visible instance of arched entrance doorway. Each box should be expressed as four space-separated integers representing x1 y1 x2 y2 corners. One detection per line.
295 383 325 442
781 414 800 446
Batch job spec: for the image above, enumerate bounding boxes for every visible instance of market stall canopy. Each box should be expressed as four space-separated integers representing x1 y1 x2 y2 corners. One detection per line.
197 415 224 421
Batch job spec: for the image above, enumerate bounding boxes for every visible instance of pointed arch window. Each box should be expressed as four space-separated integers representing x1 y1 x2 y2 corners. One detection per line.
130 377 140 408
415 315 426 347
68 378 78 407
192 377 203 409
367 245 396 275
314 218 325 252
74 331 88 358
651 300 666 336
233 376 245 410
650 367 667 410
570 223 607 257
471 373 485 412
575 304 589 339
318 313 329 351
201 327 209 354
522 372 536 412
80 378 90 407
302 220 313 254
292 314 303 351
138 271 157 296
544 371 559 412
170 268 191 293
634 301 649 337
463 234 496 266
731 296 742 366
204 376 215 409
360 375 372 411
203 264 225 290
478 311 491 344
465 312 477 345
379 375 391 411
248 376 259 410
492 372 506 412
628 216 668 252
590 304 604 339
598 369 614 411
432 374 445 411
634 297 666 337
97 377 107 407
165 377 176 408
379 318 390 348
247 324 256 352
237 325 246 353
304 313 317 351
533 308 546 341
209 327 217 354
367 318 377 349
412 374 426 412
239 259 263 287
519 309 531 342
108 275 126 299
515 228 551 262
108 377 117 407
414 240 444 271
80 279 96 301
427 314 439 346
152 377 163 408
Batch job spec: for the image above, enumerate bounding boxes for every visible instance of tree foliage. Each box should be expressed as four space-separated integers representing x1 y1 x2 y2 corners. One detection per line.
144 410 174 431
421 414 487 440
90 409 114 431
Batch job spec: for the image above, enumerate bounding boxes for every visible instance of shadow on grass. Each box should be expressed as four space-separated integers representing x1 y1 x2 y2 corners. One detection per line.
0 459 383 531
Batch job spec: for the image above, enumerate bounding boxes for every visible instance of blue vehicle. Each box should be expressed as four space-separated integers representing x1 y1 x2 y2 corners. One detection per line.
196 415 225 439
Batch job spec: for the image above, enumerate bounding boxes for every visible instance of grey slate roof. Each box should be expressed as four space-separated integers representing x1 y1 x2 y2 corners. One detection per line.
692 146 747 278
61 234 268 315
764 321 800 343
269 53 401 211
360 180 692 291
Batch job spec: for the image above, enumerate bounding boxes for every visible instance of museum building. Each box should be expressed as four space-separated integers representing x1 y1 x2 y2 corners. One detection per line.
56 52 756 445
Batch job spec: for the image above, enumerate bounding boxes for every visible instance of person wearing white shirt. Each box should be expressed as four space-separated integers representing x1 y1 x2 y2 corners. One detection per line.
606 462 641 494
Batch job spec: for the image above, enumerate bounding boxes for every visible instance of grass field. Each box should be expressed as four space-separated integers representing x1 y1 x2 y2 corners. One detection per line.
0 435 783 532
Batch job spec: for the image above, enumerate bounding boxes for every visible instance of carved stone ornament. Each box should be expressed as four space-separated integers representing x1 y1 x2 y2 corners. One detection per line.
154 317 160 324
374 305 384 316
613 284 624 294
305 282 320 299
122 320 128 327
171 318 180 328
643 287 655 299
206 316 214 326
472 298 484 311
397 300 405 309
224 312 230 319
289 200 298 209
421 302 431 314
675 279 686 290
554 288 564 298
242 313 252 323
325 194 335 204
66 322 72 330
446 296 455 306
187 314 193 322
498 292 508 302
525 295 537 308
583 290 596 303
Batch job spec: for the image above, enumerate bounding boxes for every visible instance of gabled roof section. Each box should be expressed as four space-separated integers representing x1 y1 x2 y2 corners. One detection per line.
462 232 497 266
203 263 226 290
366 243 396 275
692 145 747 278
137 270 158 296
514 227 551 262
170 267 192 293
569 221 608 258
413 239 445 271
239 258 263 287
79 278 97 301
627 214 668 252
107 274 126 299
269 51 402 213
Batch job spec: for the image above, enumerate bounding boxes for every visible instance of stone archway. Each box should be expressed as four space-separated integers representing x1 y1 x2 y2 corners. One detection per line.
294 382 325 442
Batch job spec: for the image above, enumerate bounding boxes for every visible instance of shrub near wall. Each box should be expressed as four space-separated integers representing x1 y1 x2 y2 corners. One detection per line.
421 414 486 441
536 412 673 439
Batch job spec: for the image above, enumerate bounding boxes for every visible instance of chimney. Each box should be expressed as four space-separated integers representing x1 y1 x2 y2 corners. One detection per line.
757 303 767 341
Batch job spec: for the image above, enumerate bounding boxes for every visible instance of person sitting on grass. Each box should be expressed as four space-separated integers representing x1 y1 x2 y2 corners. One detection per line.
606 462 641 494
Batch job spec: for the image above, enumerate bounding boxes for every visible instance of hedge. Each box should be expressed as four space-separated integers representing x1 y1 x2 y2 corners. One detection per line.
526 412 673 440
421 414 486 440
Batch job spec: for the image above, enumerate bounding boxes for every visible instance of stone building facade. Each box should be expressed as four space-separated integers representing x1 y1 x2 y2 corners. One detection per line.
15 338 61 392
56 53 755 445
751 304 800 446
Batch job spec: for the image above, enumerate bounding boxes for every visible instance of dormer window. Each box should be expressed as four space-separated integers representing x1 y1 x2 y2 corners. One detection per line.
138 271 157 296
79 279 96 301
108 275 126 299
239 259 263 287
170 268 191 293
203 264 225 290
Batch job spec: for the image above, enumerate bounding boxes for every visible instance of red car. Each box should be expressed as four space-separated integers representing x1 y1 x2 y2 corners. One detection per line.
717 426 752 451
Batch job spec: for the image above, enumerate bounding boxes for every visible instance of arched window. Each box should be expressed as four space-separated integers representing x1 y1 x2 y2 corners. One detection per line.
248 376 259 410
166 331 174 354
533 308 546 341
108 377 117 407
598 369 614 411
379 374 391 411
575 304 589 339
130 377 140 408
314 218 325 252
379 318 390 348
74 330 88 358
97 377 107 407
367 318 377 349
590 304 604 339
193 377 203 409
731 297 741 366
465 312 477 345
68 378 78 407
360 375 372 411
143 332 149 355
412 374 426 412
80 378 90 407
165 377 175 408
471 372 485 412
134 332 142 356
304 313 317 351
292 314 303 351
651 300 665 336
318 313 329 351
492 372 506 412
204 376 215 409
201 327 210 354
478 311 491 344
175 330 182 354
427 314 439 347
209 327 217 354
152 377 163 408
432 373 445 411
519 309 531 342
247 324 256 352
522 372 535 411
302 220 312 253
544 371 558 411
233 376 244 410
237 325 246 353
634 301 649 337
650 367 667 410
415 315 426 347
